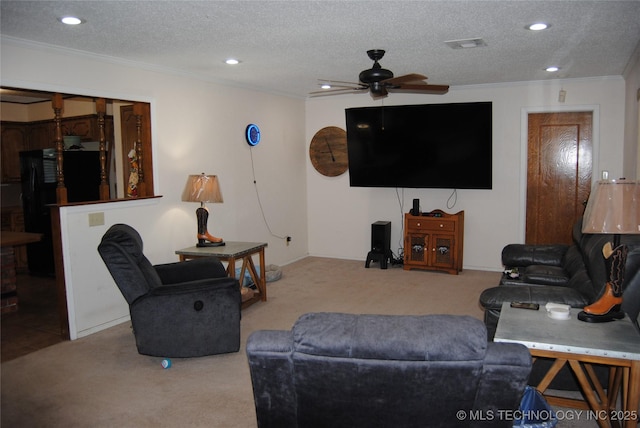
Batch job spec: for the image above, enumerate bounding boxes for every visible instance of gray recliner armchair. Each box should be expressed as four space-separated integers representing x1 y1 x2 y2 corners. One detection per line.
246 312 532 428
98 223 241 357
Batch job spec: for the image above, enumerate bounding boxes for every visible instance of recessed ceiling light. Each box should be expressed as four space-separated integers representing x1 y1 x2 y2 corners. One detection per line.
545 66 560 72
527 23 550 31
60 16 83 25
225 59 240 65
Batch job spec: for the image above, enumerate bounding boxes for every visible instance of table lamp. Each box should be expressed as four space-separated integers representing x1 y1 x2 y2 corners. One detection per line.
579 178 640 322
182 173 225 247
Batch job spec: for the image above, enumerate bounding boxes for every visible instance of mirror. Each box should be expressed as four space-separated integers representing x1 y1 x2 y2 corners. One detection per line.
0 87 154 203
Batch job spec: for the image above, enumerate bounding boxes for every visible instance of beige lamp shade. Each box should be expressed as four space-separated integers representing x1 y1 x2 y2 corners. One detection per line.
181 173 223 203
582 179 640 234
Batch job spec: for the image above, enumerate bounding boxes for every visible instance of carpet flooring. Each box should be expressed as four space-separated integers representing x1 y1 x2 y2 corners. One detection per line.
1 257 599 427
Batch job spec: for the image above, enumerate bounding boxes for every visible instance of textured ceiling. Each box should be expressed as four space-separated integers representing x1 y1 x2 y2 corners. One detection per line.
1 1 640 99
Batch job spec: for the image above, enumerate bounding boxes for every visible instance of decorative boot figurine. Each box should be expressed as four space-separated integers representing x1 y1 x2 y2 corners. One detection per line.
578 241 627 322
196 205 224 247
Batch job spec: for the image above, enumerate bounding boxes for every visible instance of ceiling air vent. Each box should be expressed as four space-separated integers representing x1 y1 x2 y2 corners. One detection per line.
445 38 487 49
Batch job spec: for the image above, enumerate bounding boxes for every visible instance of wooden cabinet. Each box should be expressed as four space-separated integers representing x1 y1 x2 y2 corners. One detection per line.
28 121 54 150
1 123 29 182
30 115 113 148
403 210 464 275
1 115 114 184
61 116 95 141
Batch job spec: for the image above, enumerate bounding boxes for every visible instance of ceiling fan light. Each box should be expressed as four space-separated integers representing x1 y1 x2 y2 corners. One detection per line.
320 84 331 89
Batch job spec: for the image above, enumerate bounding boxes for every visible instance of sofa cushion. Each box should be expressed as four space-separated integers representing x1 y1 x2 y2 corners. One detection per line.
562 245 586 277
565 270 597 303
292 312 486 361
579 233 609 294
479 285 589 311
502 244 568 268
523 265 569 286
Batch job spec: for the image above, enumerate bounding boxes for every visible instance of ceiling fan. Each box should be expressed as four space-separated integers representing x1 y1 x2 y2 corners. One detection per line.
310 49 449 98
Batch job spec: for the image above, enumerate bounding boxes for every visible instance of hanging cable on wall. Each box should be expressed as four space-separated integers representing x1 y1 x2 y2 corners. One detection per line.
249 146 288 241
447 189 458 210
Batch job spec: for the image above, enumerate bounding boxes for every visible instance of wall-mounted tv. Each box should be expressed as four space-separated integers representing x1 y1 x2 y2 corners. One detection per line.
345 102 492 189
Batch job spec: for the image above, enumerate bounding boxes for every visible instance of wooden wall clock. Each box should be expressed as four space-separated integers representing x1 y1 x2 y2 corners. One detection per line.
309 126 348 177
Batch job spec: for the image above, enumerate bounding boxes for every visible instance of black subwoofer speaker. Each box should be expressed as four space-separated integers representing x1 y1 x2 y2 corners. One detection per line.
366 221 392 269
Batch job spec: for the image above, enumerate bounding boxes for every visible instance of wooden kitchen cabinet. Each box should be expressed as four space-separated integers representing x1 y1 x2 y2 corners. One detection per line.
1 115 114 184
61 116 96 140
403 210 464 275
1 123 29 182
28 121 54 150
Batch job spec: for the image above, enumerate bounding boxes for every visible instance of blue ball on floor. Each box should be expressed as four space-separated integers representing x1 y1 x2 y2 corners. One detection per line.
161 359 172 369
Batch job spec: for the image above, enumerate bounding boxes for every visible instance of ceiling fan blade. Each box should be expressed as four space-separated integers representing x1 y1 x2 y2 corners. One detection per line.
318 79 364 86
390 84 449 95
309 87 368 97
382 73 428 85
319 83 365 89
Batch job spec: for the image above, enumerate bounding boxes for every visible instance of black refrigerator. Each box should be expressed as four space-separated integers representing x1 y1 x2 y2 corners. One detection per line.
20 149 101 275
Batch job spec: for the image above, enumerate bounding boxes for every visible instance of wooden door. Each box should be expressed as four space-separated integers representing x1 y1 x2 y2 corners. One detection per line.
526 112 593 245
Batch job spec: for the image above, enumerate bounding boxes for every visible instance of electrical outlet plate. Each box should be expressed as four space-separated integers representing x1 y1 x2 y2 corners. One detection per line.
88 212 105 227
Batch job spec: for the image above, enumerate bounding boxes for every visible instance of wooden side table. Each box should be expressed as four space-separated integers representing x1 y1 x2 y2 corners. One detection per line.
495 302 640 428
175 241 268 309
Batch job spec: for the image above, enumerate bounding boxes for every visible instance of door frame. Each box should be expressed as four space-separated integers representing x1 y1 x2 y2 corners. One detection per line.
519 105 600 242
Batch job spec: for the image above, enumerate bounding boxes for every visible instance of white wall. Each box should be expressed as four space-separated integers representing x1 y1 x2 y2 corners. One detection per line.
305 77 626 271
1 39 308 338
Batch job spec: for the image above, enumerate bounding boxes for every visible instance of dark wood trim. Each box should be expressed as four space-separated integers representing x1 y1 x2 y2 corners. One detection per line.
50 206 69 339
52 94 67 205
133 102 147 197
53 195 163 208
96 98 110 200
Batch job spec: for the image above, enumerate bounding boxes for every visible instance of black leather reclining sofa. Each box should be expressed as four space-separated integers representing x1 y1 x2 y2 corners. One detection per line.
480 220 640 340
479 220 640 390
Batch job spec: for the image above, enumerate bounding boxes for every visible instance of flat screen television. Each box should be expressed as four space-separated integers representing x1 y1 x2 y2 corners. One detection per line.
345 102 492 189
